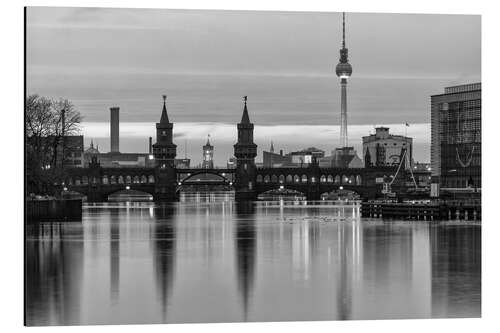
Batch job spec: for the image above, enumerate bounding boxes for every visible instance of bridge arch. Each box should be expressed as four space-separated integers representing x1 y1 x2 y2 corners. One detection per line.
256 187 307 200
271 174 278 183
286 174 293 183
179 171 231 185
106 188 155 201
256 174 263 183
301 174 308 183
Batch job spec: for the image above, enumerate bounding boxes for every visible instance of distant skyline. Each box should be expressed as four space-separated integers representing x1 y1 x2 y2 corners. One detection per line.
26 7 481 165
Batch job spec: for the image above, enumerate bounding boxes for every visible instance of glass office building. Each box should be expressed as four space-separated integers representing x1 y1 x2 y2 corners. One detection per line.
431 83 481 191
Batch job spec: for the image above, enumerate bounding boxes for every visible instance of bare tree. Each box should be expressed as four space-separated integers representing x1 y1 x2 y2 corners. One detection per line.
25 94 82 195
48 98 82 168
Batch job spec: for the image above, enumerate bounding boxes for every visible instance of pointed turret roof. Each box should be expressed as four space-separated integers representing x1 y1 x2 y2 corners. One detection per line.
205 134 212 146
160 95 170 124
240 96 250 124
270 141 274 153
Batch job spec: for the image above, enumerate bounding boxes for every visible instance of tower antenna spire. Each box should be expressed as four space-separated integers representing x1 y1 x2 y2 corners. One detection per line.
342 12 345 49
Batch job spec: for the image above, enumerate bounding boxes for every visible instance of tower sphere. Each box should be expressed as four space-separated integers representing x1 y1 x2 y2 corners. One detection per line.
336 61 352 78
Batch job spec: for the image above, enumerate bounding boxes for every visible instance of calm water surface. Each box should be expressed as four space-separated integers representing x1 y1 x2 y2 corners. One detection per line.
25 198 481 326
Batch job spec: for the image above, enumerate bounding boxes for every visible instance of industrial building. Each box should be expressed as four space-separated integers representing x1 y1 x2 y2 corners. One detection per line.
362 127 413 168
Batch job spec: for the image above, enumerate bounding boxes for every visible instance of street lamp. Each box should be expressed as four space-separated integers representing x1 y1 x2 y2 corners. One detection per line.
125 185 130 190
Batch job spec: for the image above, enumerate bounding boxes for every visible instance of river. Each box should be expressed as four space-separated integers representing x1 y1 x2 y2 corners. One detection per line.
25 196 481 325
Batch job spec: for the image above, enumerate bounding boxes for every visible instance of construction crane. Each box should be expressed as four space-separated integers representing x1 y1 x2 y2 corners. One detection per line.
382 149 419 197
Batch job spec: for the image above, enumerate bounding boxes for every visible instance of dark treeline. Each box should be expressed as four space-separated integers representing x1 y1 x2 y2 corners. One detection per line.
25 94 82 196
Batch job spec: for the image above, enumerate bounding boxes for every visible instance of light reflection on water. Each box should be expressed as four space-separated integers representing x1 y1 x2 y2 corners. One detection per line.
25 196 481 326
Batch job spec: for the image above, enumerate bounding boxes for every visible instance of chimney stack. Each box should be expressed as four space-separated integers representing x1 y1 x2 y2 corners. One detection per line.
110 107 120 153
280 149 283 156
149 137 152 154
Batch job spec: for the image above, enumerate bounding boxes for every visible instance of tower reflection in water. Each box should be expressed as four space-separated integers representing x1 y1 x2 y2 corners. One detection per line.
234 201 257 321
151 204 177 322
25 200 481 326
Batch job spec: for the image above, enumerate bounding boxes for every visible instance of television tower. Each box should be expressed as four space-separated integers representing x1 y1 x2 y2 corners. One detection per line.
335 12 353 148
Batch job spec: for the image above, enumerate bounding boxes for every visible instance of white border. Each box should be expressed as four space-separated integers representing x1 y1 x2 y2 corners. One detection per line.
1 0 499 332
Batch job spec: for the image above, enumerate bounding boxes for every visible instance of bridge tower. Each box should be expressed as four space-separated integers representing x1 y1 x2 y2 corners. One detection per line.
152 95 177 201
233 96 258 201
306 157 322 201
202 134 214 169
86 156 105 202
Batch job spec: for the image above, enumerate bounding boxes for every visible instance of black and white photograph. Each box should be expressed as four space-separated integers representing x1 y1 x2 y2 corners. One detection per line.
21 3 484 328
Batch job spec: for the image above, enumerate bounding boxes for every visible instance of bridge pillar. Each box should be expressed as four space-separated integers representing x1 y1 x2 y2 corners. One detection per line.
305 159 321 201
306 190 321 201
154 166 178 201
86 156 104 202
87 190 106 203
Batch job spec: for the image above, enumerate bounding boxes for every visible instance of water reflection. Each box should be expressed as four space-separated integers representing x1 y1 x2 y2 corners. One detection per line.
152 204 177 321
110 211 120 304
25 224 84 326
25 200 481 326
430 225 481 318
234 202 257 321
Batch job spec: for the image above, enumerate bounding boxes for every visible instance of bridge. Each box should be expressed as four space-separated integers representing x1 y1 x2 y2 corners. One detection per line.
61 159 403 202
59 97 408 202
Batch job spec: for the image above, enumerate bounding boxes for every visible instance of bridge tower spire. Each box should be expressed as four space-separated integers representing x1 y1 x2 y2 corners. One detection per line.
152 94 177 200
153 95 176 167
234 96 258 201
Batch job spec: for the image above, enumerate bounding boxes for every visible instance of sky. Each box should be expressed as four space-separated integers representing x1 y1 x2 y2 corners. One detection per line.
26 7 481 165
